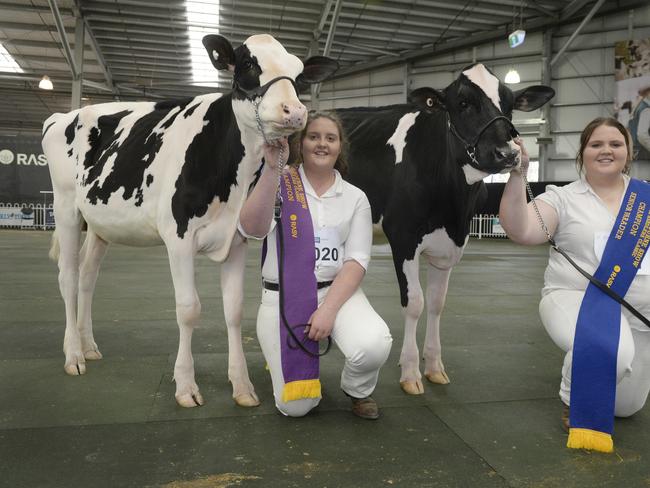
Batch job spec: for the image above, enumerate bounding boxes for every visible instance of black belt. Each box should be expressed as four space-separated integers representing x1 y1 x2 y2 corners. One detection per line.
263 279 333 291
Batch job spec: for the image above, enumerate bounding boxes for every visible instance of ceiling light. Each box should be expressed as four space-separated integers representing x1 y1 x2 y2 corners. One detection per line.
504 69 520 84
38 75 53 90
508 29 526 48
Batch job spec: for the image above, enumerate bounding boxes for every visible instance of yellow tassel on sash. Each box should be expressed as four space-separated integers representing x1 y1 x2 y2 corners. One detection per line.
567 428 614 453
282 379 322 402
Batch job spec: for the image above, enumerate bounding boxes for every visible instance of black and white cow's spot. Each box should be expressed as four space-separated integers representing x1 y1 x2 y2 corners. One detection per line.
172 95 245 238
81 99 194 207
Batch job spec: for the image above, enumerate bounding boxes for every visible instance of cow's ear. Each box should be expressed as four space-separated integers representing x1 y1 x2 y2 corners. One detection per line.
295 56 339 92
513 85 555 112
202 34 236 72
409 87 445 111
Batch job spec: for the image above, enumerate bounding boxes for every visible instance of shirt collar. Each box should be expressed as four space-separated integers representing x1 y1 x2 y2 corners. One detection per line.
574 174 629 194
298 164 343 198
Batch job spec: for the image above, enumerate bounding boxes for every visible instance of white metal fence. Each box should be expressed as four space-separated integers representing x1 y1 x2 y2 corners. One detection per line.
1 207 507 239
469 214 508 239
0 202 54 230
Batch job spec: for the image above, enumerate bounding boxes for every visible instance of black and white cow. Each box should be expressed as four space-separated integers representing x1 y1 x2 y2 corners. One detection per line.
336 64 554 394
41 34 337 407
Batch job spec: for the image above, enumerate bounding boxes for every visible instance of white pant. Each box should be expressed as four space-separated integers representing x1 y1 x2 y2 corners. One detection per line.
539 290 650 417
256 286 392 417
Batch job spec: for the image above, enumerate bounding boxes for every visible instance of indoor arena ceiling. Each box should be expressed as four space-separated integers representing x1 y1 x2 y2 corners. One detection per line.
0 0 646 133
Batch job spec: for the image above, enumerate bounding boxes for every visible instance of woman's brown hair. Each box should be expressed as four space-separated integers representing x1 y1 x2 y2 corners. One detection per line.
576 117 633 175
289 111 350 177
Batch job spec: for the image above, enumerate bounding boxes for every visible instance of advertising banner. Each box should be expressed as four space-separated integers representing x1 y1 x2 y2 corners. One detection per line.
0 135 52 205
615 38 650 161
0 206 34 227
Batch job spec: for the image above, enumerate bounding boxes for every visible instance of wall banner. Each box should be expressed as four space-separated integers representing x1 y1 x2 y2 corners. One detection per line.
0 135 52 206
615 38 650 161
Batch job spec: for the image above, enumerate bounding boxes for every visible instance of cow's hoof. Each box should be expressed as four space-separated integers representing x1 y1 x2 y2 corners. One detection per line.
234 393 260 407
400 380 424 395
176 392 204 408
425 371 450 385
84 349 103 360
64 362 86 376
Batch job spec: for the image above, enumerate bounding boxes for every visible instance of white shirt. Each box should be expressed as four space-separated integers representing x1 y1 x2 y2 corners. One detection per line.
537 175 650 330
241 164 372 283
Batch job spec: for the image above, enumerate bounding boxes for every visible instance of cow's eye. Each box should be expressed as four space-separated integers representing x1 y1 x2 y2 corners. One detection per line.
426 98 434 107
241 59 253 71
459 100 469 109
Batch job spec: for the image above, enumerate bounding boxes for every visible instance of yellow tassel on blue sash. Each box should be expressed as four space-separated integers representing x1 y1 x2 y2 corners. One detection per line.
282 379 322 402
567 428 614 453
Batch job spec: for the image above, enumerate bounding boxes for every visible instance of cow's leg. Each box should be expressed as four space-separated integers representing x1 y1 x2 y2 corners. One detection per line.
77 230 108 361
54 219 85 375
167 245 204 407
423 264 451 385
220 234 259 407
398 254 426 395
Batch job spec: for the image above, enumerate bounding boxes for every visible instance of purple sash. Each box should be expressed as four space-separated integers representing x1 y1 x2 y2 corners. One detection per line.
276 167 321 402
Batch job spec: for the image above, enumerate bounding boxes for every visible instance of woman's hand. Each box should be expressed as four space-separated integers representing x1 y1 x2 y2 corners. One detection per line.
306 305 336 342
263 137 289 172
513 137 529 176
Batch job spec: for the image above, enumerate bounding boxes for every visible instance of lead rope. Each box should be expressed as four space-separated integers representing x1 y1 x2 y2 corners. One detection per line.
252 93 331 354
271 143 331 357
521 173 650 328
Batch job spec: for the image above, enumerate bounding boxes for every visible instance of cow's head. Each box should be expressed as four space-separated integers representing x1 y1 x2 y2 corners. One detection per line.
409 63 555 184
203 34 338 142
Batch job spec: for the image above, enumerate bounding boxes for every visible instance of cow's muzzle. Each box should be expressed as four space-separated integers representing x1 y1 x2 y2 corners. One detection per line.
493 147 519 170
235 76 302 144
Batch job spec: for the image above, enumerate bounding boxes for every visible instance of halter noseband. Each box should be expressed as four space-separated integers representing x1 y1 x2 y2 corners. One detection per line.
233 76 300 145
447 114 519 168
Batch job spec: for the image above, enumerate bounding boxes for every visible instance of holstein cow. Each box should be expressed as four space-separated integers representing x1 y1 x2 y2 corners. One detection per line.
41 34 337 407
336 63 554 394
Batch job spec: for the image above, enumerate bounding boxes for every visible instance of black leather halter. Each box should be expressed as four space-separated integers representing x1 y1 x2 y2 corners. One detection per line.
233 75 299 100
233 75 300 144
447 114 519 168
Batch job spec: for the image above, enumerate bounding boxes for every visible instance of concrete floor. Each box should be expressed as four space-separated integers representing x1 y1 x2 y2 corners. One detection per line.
1 229 649 488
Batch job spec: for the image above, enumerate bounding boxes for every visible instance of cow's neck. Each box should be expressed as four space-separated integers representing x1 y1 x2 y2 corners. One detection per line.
409 111 484 245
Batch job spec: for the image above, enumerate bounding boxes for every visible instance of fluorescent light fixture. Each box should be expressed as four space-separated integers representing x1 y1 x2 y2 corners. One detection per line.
39 75 54 90
0 44 23 73
508 29 526 48
185 0 220 87
504 69 520 84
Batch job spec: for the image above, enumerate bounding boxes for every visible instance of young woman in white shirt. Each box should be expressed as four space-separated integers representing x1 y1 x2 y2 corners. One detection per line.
499 117 650 433
240 112 392 419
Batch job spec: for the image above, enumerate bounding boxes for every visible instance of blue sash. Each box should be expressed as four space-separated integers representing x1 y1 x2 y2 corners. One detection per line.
567 178 650 452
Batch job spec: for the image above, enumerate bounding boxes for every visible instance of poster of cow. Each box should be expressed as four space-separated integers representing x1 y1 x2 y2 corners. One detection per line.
614 37 650 161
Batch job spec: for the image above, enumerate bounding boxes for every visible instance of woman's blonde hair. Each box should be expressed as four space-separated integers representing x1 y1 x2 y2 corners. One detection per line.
576 117 633 175
289 111 349 177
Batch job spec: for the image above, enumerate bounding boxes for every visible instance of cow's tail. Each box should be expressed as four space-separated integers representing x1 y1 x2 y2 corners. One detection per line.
48 228 88 264
48 229 60 262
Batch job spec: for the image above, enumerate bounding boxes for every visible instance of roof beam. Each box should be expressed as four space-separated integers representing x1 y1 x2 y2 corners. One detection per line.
0 1 73 15
551 0 605 66
47 0 79 79
79 3 120 97
323 0 342 57
332 0 648 80
561 0 592 20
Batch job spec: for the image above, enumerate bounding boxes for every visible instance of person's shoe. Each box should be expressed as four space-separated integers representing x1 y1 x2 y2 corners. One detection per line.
561 403 570 433
351 396 379 420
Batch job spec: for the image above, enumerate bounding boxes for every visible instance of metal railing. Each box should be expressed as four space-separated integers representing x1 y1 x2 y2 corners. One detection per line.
1 206 507 239
0 202 55 230
469 214 508 239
